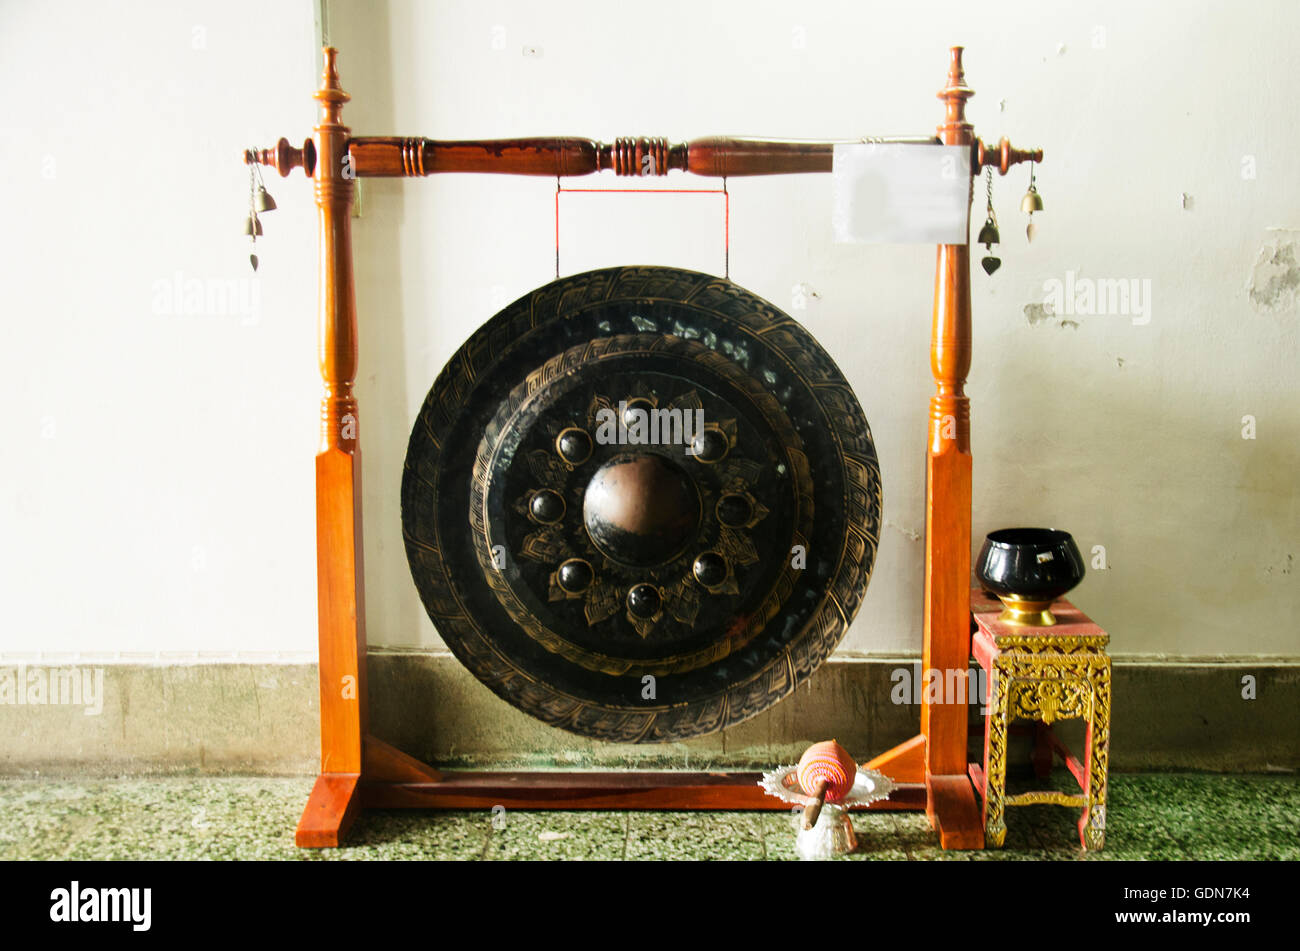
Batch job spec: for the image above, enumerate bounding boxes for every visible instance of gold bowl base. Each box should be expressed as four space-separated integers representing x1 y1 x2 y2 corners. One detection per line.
996 596 1057 627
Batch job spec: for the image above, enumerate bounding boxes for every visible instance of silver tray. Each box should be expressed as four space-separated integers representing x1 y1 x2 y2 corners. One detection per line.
758 765 896 808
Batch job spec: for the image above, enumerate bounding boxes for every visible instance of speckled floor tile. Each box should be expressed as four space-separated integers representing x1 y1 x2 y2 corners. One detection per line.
755 809 802 860
328 810 490 861
483 811 627 861
0 772 1294 860
625 811 764 860
843 813 914 861
887 812 941 859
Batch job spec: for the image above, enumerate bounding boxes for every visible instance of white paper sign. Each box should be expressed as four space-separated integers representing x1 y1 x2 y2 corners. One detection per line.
831 143 971 245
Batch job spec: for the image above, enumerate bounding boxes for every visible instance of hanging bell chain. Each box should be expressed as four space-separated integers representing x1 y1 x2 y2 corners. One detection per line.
981 166 1000 244
1021 162 1043 243
245 163 264 269
979 166 1001 274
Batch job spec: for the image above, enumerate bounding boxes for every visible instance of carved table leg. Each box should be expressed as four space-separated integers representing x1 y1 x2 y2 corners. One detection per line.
1080 658 1111 850
984 662 1009 848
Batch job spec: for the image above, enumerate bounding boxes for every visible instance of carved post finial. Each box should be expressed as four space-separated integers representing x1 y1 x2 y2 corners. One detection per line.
946 46 966 86
938 45 974 133
321 46 342 91
315 46 351 126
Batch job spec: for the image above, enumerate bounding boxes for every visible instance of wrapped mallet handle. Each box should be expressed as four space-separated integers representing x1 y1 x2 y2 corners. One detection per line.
802 778 830 830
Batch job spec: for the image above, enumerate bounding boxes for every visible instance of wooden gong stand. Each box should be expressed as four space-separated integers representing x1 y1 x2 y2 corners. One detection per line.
247 45 1041 849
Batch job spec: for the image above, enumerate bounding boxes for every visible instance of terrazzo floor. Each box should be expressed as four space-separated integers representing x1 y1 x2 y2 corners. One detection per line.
0 772 1294 861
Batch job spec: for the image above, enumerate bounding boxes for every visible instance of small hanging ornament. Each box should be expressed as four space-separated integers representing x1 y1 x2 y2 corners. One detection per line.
254 185 277 213
979 166 1001 275
1021 161 1043 242
244 161 276 270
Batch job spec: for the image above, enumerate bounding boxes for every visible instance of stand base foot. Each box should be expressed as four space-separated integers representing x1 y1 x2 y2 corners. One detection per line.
295 772 361 848
926 773 984 850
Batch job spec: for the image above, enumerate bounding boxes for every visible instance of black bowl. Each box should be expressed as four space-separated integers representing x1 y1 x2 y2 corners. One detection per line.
976 528 1085 626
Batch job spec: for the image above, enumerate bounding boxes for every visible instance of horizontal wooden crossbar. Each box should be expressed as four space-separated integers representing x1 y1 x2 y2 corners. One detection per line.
359 771 927 812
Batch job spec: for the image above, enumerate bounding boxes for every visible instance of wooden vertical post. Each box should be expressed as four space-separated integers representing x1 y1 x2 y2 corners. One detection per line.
920 46 982 848
295 47 368 848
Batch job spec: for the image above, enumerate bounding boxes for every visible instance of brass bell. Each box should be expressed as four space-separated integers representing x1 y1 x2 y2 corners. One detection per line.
243 214 263 237
977 217 1000 247
254 186 277 213
1021 185 1043 214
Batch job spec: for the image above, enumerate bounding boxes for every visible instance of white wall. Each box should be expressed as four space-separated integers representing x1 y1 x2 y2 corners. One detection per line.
3 0 1297 662
1 0 320 659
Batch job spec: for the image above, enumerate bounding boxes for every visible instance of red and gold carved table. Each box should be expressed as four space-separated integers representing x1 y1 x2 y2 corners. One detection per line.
968 589 1111 850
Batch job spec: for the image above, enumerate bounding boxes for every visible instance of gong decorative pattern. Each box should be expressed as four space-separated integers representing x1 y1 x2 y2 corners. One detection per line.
401 266 881 742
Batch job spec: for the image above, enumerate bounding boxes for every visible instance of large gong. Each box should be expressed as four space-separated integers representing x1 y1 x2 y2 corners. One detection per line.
401 266 881 742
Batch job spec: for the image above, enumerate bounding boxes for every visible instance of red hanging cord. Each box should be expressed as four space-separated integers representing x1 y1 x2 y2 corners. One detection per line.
554 182 730 279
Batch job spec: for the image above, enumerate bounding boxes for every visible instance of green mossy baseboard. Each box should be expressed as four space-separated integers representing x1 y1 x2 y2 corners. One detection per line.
0 653 1295 777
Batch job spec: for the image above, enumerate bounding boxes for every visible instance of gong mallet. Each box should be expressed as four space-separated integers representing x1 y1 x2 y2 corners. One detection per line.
796 740 858 830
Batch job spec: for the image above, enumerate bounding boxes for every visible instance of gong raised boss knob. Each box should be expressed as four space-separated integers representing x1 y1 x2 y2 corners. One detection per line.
626 583 662 619
556 427 593 466
692 551 728 588
690 427 729 463
582 453 701 567
529 489 566 523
